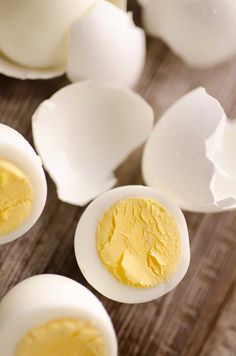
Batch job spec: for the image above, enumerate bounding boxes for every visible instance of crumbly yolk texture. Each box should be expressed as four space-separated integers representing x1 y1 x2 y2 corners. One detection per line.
15 318 106 356
96 198 181 288
0 159 33 236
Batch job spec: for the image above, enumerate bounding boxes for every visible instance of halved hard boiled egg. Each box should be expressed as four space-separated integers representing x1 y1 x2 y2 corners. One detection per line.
32 82 154 206
138 0 236 68
0 274 117 356
74 185 190 303
142 87 236 213
0 124 47 244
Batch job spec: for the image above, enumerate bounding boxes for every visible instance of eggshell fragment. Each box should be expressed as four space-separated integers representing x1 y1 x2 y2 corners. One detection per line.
32 82 154 206
67 1 146 88
0 52 65 80
74 185 190 303
0 124 47 244
138 0 236 68
142 87 236 213
0 274 117 356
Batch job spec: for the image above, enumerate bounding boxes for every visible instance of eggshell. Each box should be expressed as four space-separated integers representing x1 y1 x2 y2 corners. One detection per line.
0 52 65 80
32 81 154 206
0 124 47 244
0 274 117 356
74 185 190 304
67 1 146 88
142 88 236 213
138 0 236 68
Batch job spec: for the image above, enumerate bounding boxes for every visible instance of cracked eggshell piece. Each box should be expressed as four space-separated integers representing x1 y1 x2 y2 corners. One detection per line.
67 1 146 88
142 87 236 213
74 185 190 303
0 274 117 356
32 82 154 206
0 124 47 244
0 0 99 79
138 0 236 68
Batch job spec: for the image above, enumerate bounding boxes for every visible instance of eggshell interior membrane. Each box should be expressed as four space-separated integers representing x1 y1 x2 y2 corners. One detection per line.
67 1 145 88
138 0 236 68
32 81 154 206
142 87 236 213
0 275 117 356
74 185 190 304
0 124 47 244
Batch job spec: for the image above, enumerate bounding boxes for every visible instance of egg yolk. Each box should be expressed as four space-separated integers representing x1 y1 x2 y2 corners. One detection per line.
15 318 106 356
96 198 181 288
0 159 33 236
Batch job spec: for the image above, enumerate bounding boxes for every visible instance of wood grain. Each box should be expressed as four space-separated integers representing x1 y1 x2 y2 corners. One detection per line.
0 1 236 355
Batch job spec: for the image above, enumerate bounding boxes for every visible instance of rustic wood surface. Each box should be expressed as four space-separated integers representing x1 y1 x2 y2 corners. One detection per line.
0 2 236 355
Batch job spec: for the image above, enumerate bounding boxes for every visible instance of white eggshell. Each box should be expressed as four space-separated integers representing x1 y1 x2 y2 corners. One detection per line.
67 1 146 88
0 0 99 69
142 88 236 213
0 124 47 244
74 185 190 304
32 81 154 206
0 275 117 356
0 52 65 80
138 0 236 68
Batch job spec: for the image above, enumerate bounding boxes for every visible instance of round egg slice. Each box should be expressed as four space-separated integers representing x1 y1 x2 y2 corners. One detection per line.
138 0 236 68
0 124 47 244
74 185 190 303
142 87 236 213
32 81 154 206
0 274 117 356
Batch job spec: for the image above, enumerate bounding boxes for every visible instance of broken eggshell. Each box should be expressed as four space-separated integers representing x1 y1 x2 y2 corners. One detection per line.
142 87 236 213
32 81 154 206
138 0 236 68
0 0 125 80
67 1 146 88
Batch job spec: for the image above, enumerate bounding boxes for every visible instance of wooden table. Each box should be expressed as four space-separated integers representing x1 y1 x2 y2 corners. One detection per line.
0 2 236 355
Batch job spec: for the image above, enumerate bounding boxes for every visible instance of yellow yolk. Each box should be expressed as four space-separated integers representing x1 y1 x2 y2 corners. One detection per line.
0 159 33 236
96 198 181 288
16 318 106 356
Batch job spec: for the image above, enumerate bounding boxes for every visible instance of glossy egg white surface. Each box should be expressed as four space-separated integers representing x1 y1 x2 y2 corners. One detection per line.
74 185 190 304
0 124 47 244
0 274 117 356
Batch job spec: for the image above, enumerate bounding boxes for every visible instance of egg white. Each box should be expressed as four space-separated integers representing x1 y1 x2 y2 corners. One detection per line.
74 185 190 303
0 275 117 356
0 124 47 244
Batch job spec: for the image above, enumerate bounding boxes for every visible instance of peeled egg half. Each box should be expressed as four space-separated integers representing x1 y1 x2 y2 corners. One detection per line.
138 0 236 67
74 185 190 303
142 87 236 213
32 82 154 206
0 274 117 356
0 124 47 244
67 1 146 88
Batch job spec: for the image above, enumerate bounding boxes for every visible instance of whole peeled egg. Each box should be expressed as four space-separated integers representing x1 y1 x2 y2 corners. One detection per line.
0 275 117 356
0 124 47 244
0 0 98 69
74 185 190 303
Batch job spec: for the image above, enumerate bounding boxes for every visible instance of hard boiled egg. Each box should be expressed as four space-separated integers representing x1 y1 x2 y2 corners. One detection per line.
32 82 154 206
67 1 146 88
138 0 236 68
0 274 117 356
0 124 47 244
142 87 236 213
74 185 190 303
